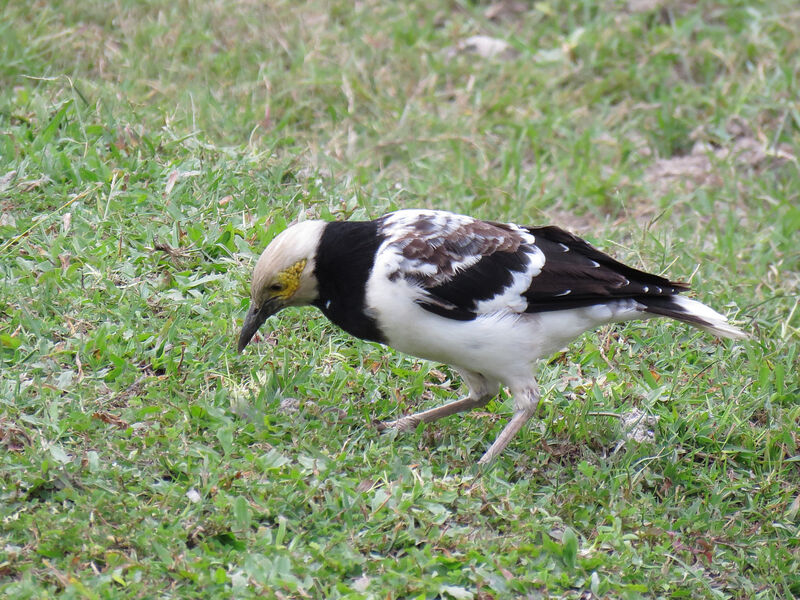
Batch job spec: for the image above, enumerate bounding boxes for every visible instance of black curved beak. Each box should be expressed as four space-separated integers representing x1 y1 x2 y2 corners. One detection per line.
237 299 279 353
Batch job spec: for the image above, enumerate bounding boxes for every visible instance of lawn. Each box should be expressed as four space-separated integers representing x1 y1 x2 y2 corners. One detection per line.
1 1 798 598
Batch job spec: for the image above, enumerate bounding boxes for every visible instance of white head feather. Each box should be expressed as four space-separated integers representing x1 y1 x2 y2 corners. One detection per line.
250 220 326 307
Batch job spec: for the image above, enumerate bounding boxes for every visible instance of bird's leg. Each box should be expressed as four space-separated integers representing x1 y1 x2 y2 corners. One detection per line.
381 394 491 431
380 370 498 432
477 383 540 465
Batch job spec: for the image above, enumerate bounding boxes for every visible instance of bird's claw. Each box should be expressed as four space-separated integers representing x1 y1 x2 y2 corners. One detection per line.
377 416 421 433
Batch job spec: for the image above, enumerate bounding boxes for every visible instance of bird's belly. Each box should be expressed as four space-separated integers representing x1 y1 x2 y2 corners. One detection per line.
366 286 540 385
367 282 644 385
379 309 534 379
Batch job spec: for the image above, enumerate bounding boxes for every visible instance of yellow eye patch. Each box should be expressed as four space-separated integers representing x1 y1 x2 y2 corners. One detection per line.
273 259 307 299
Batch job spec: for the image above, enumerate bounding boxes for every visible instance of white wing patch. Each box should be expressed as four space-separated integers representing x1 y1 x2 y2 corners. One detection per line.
379 210 486 283
374 209 546 316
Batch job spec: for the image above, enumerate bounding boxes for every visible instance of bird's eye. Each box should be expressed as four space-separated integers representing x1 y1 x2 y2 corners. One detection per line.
269 283 283 292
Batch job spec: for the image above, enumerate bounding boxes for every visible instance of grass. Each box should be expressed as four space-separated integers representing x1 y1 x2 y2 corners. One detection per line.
1 0 799 597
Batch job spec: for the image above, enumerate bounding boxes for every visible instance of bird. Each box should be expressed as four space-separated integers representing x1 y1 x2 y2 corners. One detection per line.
237 209 746 465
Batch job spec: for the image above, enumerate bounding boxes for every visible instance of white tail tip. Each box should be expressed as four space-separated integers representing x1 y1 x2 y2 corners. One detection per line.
672 296 748 340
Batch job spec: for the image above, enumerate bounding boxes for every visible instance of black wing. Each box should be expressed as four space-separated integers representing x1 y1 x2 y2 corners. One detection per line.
378 211 544 320
520 225 689 312
379 211 688 321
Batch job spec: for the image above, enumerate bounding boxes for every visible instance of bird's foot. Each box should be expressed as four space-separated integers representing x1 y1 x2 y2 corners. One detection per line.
377 415 422 432
476 410 530 465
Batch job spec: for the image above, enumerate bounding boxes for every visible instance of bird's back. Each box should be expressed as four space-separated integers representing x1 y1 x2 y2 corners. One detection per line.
368 209 743 341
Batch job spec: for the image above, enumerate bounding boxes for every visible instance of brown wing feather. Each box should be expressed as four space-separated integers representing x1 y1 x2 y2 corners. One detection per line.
390 215 528 286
